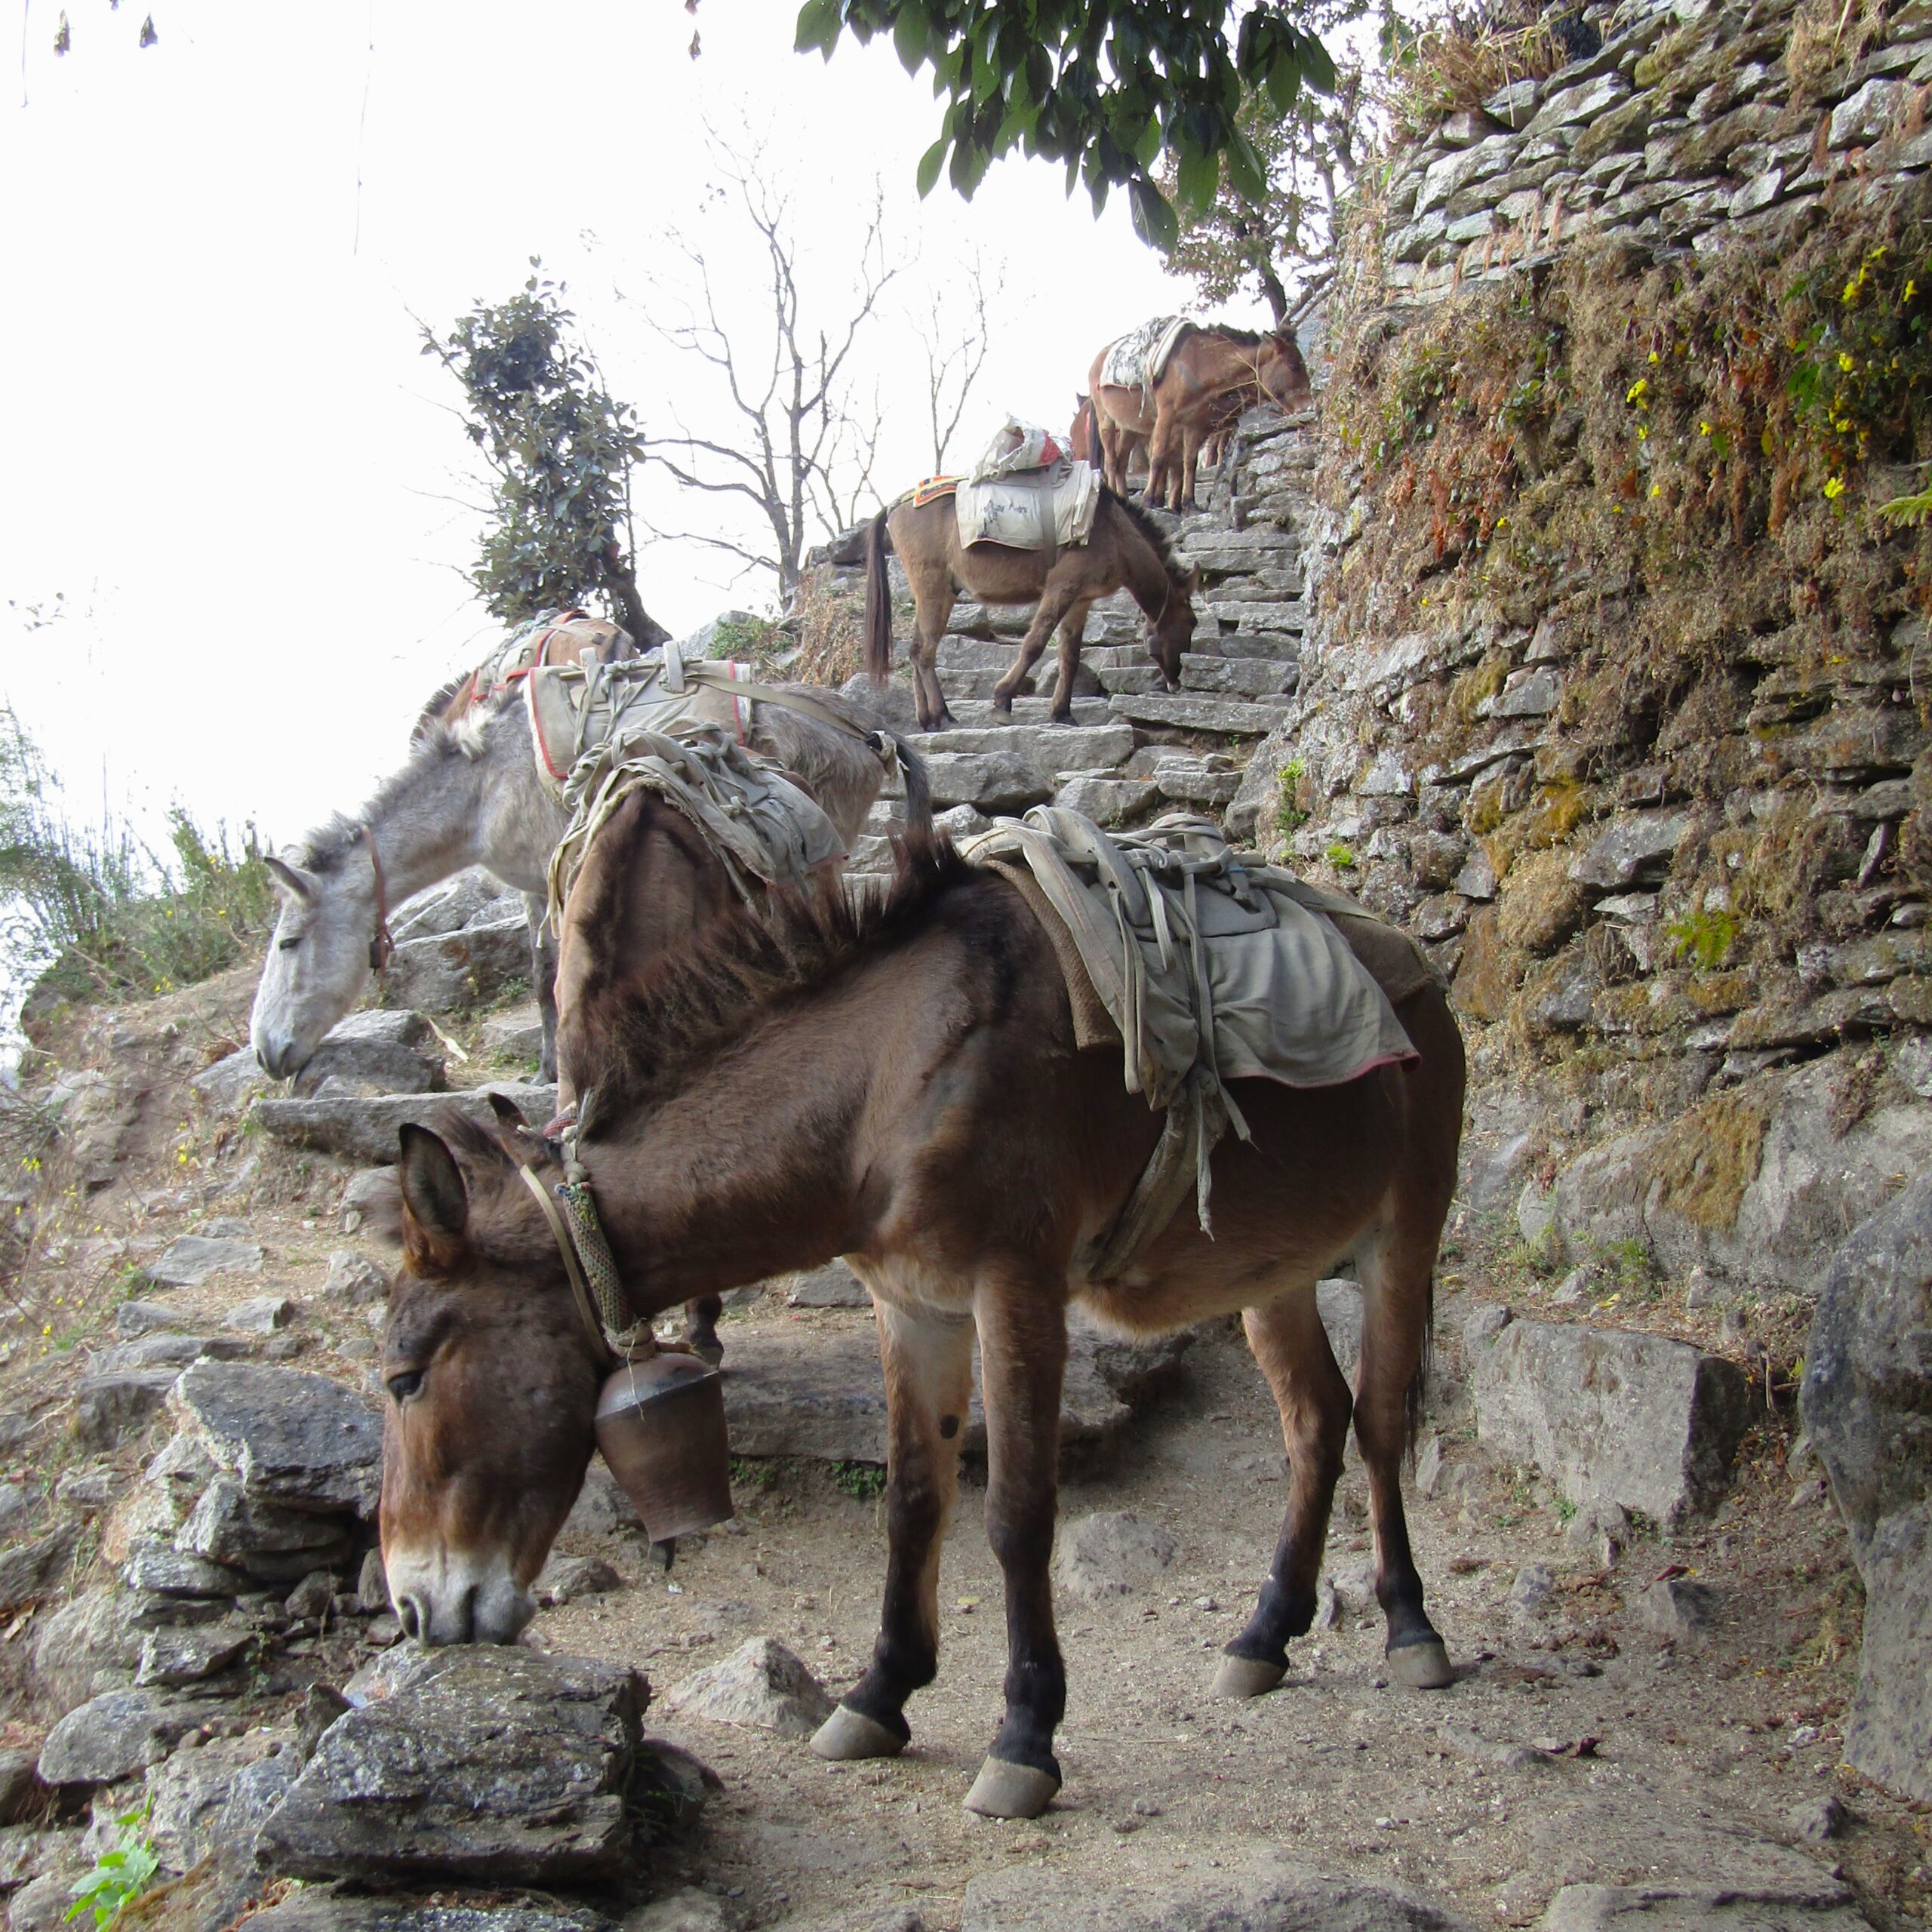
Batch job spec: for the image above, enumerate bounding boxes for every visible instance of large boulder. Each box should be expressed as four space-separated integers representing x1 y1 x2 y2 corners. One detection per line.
254 1082 557 1165
292 1011 448 1099
1802 1173 1932 1801
1469 1312 1749 1524
38 1689 216 1786
146 1235 263 1288
146 1730 300 1871
169 1361 383 1518
382 915 532 1015
258 1647 648 1884
245 1897 614 1931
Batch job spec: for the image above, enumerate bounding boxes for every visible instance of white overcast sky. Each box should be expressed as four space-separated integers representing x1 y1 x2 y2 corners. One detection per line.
1 0 1263 858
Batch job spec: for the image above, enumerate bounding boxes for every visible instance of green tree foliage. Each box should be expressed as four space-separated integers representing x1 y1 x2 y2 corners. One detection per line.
424 272 666 645
794 0 1337 251
1160 5 1382 321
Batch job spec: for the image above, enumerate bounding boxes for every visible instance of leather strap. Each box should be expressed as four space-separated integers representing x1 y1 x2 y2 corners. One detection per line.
517 1164 614 1365
362 825 395 972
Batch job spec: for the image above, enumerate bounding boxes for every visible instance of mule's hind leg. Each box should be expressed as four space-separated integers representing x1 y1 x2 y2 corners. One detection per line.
905 564 958 733
1215 1284 1353 1699
965 1278 1069 1818
527 892 559 1083
1356 1232 1453 1688
682 1296 724 1365
813 1299 974 1761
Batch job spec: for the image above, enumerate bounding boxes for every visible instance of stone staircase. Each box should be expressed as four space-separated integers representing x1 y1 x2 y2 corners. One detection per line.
843 408 1312 873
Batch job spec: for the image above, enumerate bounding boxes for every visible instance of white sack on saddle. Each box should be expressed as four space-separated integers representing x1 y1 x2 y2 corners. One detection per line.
1099 316 1193 398
955 457 1102 553
970 417 1065 481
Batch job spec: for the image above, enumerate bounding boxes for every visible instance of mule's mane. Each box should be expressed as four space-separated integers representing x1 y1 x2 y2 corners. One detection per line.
1191 321 1296 349
577 836 977 1134
294 704 498 874
1100 485 1188 592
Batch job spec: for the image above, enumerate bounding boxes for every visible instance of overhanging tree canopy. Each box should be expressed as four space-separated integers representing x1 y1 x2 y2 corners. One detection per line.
794 0 1336 251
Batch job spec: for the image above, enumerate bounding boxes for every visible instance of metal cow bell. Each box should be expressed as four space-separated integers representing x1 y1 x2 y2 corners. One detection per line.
594 1349 735 1543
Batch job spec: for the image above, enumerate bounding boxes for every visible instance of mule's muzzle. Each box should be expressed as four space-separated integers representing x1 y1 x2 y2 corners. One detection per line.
385 1548 534 1646
254 1034 304 1081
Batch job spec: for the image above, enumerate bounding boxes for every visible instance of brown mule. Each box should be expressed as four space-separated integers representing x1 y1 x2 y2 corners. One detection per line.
862 484 1198 733
1089 324 1313 512
370 834 1466 1819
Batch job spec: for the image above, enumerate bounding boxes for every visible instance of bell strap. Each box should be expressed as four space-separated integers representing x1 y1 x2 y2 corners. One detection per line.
515 1164 654 1365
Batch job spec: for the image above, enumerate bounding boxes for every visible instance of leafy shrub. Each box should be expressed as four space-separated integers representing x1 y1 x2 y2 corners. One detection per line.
65 1797 158 1927
831 1460 887 1501
1 708 274 1011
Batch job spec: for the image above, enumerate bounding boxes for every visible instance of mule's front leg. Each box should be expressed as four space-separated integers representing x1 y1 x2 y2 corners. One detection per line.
991 590 1073 715
812 1299 973 1762
1047 600 1094 724
965 1282 1068 1819
1217 1287 1352 1698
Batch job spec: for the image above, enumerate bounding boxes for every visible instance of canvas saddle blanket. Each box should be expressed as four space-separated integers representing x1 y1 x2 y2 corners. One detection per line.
960 808 1432 1281
1100 316 1193 403
453 609 638 715
529 641 874 931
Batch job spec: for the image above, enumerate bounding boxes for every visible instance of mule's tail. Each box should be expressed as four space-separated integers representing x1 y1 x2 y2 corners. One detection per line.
863 509 894 688
864 730 933 850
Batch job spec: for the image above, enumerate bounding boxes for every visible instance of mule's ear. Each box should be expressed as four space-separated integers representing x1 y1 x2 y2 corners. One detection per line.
266 857 318 904
397 1124 469 1273
486 1091 529 1137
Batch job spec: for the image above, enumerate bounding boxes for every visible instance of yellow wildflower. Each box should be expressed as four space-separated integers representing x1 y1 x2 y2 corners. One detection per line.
1626 377 1648 405
1838 352 1855 373
1824 476 1846 500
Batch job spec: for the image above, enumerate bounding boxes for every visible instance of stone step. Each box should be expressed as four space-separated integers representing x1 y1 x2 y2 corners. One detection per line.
909 718 1136 771
1208 574 1306 602
942 696 1115 728
1208 598 1303 632
1179 654 1297 697
924 663 1103 703
1108 691 1294 737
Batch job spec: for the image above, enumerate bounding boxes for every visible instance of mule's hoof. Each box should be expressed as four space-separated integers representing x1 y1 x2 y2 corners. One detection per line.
1388 1637 1454 1689
688 1337 724 1367
1211 1654 1286 1700
963 1756 1059 1820
811 1705 907 1762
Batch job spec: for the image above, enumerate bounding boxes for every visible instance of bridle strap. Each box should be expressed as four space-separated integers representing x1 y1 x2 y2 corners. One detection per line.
517 1164 616 1366
362 824 395 972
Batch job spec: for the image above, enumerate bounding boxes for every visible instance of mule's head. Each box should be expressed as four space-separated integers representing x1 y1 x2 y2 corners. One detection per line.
1261 331 1314 411
1149 564 1201 690
250 842 379 1079
364 1108 605 1644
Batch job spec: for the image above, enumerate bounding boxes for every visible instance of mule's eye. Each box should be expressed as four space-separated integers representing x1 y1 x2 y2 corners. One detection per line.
278 935 302 952
386 1369 424 1404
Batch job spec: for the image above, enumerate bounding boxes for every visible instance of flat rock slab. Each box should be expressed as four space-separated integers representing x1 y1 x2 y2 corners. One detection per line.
149 1235 264 1287
244 1896 614 1932
258 1646 647 1884
170 1360 383 1517
1513 1791 1867 1930
962 1847 1472 1930
718 1315 1191 1466
663 1636 832 1740
38 1688 216 1785
255 1082 558 1165
1469 1311 1749 1524
1053 1509 1180 1601
294 1010 447 1099
75 1367 181 1449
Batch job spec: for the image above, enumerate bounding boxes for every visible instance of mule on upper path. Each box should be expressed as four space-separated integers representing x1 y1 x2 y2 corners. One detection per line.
1090 323 1312 512
863 482 1197 732
367 829 1466 1822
